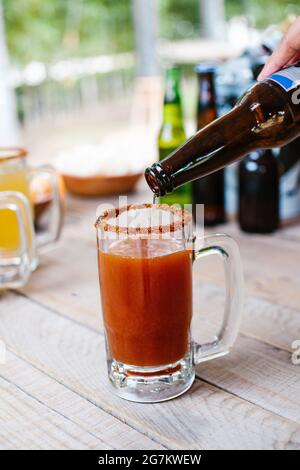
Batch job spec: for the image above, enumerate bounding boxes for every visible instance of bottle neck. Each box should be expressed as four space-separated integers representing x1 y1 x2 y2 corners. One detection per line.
164 70 181 101
197 74 217 129
197 73 216 110
162 72 183 127
162 102 184 127
147 106 252 196
146 80 292 196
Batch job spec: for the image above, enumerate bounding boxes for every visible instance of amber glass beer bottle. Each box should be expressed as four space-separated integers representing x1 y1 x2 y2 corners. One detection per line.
192 65 225 225
238 149 279 233
158 67 191 206
145 62 300 197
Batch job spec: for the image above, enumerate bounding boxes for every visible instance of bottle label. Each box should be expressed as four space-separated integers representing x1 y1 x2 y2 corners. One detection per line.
269 63 300 91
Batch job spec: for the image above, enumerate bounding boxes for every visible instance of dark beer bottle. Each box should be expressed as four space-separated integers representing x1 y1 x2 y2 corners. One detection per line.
158 67 191 206
238 149 279 233
192 65 225 225
145 62 300 198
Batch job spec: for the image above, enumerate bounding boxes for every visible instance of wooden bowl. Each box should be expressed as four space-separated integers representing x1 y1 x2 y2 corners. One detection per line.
62 173 143 197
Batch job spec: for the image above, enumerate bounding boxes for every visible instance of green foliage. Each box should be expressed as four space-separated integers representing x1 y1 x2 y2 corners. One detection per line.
159 0 200 39
3 0 134 64
226 0 300 28
3 0 300 65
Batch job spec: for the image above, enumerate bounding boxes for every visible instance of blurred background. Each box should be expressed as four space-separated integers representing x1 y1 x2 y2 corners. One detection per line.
2 0 298 130
1 0 300 230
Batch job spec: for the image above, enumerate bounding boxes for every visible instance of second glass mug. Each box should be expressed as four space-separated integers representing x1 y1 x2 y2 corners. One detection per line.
96 204 243 403
0 147 64 289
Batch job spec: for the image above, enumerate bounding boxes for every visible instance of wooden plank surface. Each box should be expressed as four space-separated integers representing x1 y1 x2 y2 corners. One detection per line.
0 350 163 450
1 188 300 449
0 365 112 450
1 292 300 449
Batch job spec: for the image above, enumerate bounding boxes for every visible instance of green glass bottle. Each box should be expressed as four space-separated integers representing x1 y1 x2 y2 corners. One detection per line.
158 67 192 206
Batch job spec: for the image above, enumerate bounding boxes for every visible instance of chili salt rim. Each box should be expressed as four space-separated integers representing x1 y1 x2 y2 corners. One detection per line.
0 147 27 162
95 203 192 235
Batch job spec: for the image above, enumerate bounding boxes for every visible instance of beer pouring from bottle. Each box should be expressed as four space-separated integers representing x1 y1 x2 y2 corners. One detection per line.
145 62 300 197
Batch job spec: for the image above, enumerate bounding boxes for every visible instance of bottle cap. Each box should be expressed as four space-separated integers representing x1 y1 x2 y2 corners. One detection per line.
195 64 217 74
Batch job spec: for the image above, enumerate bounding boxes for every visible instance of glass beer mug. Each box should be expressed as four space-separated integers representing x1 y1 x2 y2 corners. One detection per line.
0 147 63 289
95 204 243 403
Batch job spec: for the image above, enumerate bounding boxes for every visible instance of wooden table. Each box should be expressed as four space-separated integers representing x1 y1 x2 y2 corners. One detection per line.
1 181 300 450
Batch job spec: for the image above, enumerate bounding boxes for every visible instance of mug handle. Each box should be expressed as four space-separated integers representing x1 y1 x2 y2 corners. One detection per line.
0 191 36 288
29 166 64 251
192 234 244 365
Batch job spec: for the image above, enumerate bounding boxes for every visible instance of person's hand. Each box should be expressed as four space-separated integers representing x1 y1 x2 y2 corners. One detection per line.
258 17 300 80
